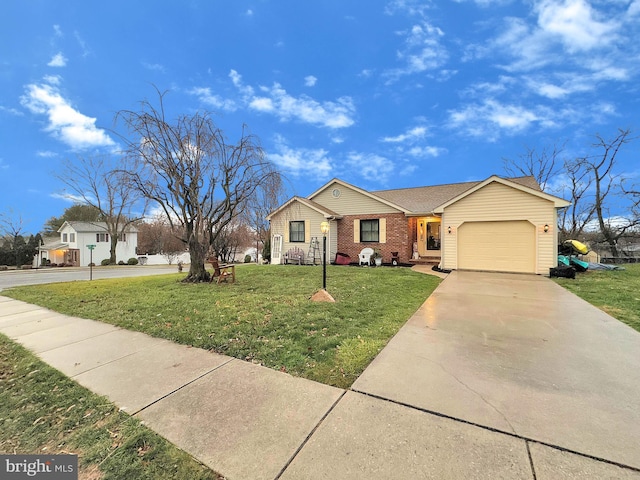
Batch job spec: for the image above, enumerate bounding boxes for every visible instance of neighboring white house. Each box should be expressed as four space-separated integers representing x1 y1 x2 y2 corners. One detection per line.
39 221 138 266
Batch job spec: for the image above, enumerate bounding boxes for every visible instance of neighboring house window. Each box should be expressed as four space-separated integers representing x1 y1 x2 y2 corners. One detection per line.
289 221 305 243
96 233 109 242
360 219 380 242
62 233 68 242
118 233 127 242
69 233 75 242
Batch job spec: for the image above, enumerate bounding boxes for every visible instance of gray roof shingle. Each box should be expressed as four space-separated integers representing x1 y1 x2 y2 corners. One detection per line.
371 176 541 214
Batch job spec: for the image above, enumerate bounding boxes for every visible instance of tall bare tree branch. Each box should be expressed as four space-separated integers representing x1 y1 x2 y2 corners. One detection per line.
116 88 282 282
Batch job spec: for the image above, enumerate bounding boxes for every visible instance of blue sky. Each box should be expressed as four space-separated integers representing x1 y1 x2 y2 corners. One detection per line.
1 0 639 233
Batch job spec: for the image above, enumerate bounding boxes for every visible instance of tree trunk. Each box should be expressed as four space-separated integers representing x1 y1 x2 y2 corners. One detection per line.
183 236 210 283
110 235 118 264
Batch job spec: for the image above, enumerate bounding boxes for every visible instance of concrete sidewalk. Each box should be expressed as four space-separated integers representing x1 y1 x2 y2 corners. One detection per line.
1 287 639 479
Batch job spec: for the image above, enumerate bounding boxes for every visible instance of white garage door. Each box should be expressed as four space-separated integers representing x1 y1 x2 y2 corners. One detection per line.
458 221 535 273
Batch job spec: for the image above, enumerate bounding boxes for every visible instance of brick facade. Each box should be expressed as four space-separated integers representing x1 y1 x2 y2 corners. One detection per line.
336 213 412 264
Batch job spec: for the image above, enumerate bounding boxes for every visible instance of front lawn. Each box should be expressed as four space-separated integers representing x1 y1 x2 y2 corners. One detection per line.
553 263 640 333
0 335 223 479
3 265 440 388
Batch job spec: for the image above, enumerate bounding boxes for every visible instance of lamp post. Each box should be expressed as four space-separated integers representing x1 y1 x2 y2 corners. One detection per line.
320 221 330 290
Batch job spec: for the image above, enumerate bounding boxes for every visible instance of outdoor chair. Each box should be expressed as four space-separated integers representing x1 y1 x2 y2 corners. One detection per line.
358 247 374 266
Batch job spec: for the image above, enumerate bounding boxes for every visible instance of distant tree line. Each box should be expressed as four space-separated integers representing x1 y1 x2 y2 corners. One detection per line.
0 211 42 267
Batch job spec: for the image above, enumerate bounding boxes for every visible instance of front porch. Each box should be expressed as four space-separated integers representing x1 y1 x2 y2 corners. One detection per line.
409 216 442 266
409 254 441 266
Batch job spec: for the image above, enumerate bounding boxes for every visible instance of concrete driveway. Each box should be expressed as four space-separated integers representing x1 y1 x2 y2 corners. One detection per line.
352 271 640 471
0 265 180 290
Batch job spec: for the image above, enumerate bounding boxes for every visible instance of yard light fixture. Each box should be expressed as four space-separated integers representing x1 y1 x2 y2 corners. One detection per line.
544 224 550 233
320 221 330 290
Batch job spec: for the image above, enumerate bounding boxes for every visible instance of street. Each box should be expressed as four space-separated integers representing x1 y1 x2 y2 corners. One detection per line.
0 265 180 291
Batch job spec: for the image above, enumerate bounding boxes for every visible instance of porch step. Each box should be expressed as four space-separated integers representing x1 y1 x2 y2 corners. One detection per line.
409 256 441 265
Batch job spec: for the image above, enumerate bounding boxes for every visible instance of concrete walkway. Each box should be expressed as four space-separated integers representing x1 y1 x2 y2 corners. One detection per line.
1 271 640 479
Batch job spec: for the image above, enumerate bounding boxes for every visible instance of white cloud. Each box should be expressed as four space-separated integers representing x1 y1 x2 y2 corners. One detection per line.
43 74 62 85
229 69 255 97
492 1 625 72
385 0 433 17
48 52 67 67
385 21 448 82
193 70 356 129
267 136 333 179
448 100 540 140
347 152 395 183
0 158 8 170
304 75 317 87
188 87 237 111
246 82 355 129
37 150 58 158
381 126 427 143
407 145 446 157
248 96 274 112
536 0 618 53
20 77 115 150
142 62 166 73
246 9 254 15
630 0 640 16
0 106 24 116
50 192 89 203
53 24 63 37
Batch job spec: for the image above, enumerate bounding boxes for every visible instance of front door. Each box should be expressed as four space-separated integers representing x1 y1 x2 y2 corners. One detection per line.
271 234 283 265
427 222 441 250
417 218 441 256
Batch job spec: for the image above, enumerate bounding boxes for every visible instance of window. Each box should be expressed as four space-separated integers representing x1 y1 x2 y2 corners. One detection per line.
69 233 75 242
360 219 380 242
289 221 305 243
118 233 127 242
62 233 68 242
96 233 109 243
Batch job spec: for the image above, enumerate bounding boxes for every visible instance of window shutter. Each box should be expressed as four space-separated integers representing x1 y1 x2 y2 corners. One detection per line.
354 219 360 243
285 222 290 242
304 220 310 243
379 218 387 243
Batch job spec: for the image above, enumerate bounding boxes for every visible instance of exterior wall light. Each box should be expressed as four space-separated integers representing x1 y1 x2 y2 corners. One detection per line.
447 226 452 234
544 224 550 233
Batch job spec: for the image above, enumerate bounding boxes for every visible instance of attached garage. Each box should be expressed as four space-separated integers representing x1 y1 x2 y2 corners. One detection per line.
457 221 536 273
436 176 571 275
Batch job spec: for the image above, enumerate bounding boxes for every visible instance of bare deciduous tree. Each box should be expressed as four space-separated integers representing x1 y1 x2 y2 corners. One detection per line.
56 155 146 264
240 173 286 263
503 142 565 191
137 217 186 264
576 129 639 257
556 159 595 241
117 89 282 282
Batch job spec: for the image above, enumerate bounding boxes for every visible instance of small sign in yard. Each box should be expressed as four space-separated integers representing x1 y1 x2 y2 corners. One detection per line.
86 245 96 280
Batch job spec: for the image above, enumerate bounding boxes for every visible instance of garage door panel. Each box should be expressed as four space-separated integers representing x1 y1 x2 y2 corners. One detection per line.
458 221 535 273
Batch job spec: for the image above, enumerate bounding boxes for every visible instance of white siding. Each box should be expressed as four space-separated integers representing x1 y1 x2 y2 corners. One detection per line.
441 181 557 274
312 182 401 215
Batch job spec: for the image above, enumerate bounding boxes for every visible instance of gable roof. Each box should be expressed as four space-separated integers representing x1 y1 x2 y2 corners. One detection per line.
58 221 139 233
308 178 411 214
372 176 549 215
266 196 343 220
432 175 570 213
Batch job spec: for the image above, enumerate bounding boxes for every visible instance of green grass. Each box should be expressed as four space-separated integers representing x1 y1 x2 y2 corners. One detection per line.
553 263 640 332
0 334 223 479
3 264 440 388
